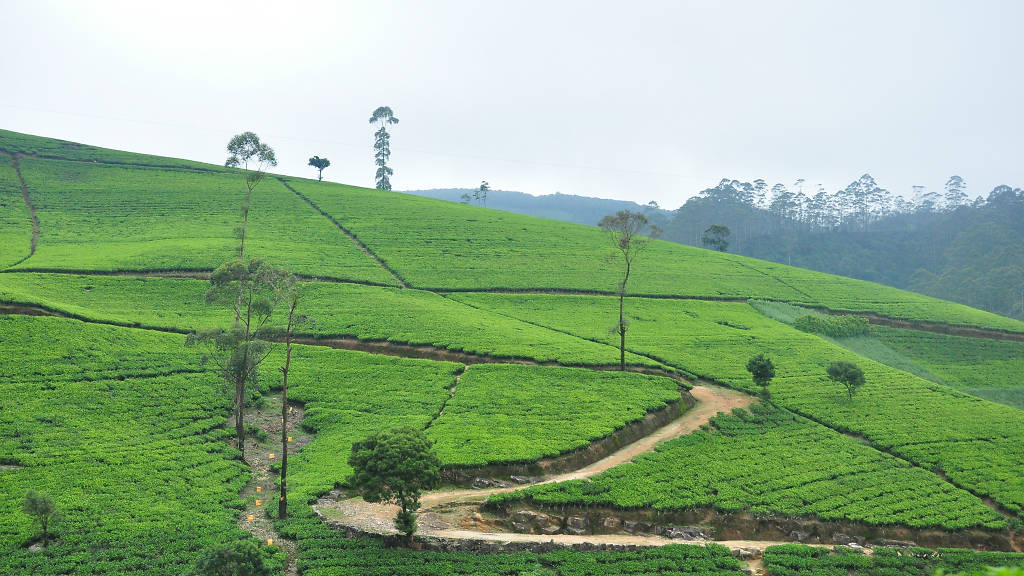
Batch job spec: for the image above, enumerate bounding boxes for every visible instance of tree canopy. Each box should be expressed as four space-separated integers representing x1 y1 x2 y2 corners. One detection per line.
348 427 440 544
827 361 866 400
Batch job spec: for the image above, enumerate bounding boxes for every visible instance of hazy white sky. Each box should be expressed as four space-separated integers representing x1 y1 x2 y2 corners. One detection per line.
2 0 1022 208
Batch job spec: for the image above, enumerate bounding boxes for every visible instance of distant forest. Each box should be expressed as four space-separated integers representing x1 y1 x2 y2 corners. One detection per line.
407 176 1024 321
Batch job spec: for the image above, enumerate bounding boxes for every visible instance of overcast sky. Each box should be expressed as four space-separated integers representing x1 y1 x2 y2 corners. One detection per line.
2 0 1022 209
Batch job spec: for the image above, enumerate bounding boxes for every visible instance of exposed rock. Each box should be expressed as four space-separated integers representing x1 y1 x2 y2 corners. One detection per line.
833 533 866 546
509 475 543 485
537 514 563 535
602 517 622 530
877 538 916 548
657 525 707 540
564 516 589 535
789 530 811 542
472 478 512 489
731 547 762 560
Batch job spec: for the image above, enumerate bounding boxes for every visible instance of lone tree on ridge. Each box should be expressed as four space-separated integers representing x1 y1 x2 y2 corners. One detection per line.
746 353 775 399
308 156 331 181
369 106 399 190
225 132 277 262
349 427 441 547
598 210 661 371
827 360 866 400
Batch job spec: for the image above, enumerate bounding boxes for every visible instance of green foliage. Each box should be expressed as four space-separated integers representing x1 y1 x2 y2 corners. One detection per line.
225 131 277 192
349 427 440 540
307 156 330 181
498 405 1002 530
369 106 399 190
763 544 1024 576
701 224 730 252
826 361 866 400
793 314 870 337
194 540 270 576
745 352 775 391
428 365 681 466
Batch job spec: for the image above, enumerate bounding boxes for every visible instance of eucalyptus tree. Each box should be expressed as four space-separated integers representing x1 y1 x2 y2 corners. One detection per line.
945 175 968 208
473 180 490 207
598 210 661 370
187 259 291 458
275 282 308 520
225 132 277 261
308 155 331 181
369 106 399 190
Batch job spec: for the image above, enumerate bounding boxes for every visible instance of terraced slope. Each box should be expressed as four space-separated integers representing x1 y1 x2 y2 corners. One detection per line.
288 178 1024 332
0 316 265 576
9 158 397 283
2 129 1023 575
450 294 1024 515
0 273 658 367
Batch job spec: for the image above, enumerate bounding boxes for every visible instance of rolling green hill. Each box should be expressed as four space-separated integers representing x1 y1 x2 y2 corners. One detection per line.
1 129 1022 576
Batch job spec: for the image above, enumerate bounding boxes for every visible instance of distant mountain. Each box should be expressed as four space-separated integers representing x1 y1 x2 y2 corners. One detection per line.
403 188 672 228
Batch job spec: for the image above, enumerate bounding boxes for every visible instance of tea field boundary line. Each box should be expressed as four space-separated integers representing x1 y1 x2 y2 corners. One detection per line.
425 367 464 430
276 176 409 288
5 154 38 269
0 268 398 288
731 258 815 300
0 149 231 174
0 302 672 374
1 269 1021 340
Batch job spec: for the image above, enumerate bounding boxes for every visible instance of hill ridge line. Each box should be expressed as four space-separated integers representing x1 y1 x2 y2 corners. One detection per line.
0 149 229 174
275 177 409 288
5 154 38 268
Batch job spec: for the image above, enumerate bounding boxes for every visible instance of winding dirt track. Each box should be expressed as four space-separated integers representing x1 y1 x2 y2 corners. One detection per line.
317 384 761 548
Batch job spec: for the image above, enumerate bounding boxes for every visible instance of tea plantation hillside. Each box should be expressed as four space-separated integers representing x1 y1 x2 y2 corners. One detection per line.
2 129 1023 576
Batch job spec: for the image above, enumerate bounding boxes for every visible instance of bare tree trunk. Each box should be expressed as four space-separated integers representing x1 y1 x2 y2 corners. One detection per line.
236 379 245 458
619 292 626 371
279 299 296 520
618 258 631 371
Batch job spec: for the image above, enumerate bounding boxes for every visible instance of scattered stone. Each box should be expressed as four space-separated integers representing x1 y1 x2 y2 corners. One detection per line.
509 475 543 485
731 547 762 560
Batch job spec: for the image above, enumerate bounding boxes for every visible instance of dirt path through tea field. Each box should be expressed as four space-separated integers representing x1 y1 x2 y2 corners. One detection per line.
317 383 758 548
